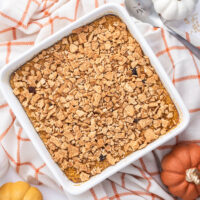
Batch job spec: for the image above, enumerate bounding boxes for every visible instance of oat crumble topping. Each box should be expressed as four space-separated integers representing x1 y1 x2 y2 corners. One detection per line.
10 15 179 183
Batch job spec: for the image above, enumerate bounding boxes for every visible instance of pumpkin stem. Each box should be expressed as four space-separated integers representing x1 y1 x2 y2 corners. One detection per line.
185 168 200 185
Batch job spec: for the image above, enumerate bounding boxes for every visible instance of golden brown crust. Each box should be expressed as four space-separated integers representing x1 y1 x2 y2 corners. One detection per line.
10 15 179 183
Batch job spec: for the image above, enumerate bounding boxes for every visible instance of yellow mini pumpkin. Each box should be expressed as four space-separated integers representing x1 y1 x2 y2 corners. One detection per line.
0 181 43 200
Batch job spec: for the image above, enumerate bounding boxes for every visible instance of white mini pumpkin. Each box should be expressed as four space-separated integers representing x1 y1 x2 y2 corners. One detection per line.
0 145 9 178
152 0 198 20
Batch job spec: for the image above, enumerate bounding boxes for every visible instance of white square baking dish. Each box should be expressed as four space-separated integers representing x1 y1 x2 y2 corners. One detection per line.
0 3 190 195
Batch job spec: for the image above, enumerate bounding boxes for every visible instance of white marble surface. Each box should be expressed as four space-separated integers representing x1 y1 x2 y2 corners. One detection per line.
0 166 68 199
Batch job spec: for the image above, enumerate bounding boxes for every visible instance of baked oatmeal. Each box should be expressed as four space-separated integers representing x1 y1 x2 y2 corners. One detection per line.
10 15 179 183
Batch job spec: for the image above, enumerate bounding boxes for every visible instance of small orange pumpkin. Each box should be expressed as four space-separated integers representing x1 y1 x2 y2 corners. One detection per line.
161 143 200 200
